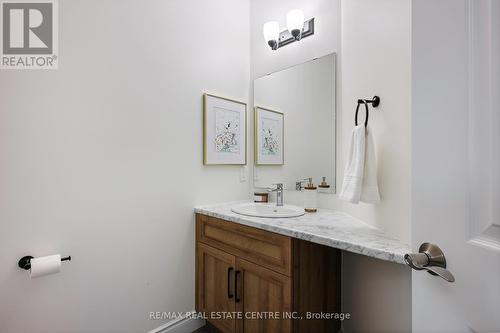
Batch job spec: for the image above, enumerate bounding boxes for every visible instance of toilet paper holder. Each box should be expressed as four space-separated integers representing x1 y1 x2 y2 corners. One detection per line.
18 255 71 270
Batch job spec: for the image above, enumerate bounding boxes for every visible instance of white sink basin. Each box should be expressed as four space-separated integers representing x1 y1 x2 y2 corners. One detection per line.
231 203 305 218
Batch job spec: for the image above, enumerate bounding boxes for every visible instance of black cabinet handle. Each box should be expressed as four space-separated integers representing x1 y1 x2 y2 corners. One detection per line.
227 267 234 299
235 270 241 303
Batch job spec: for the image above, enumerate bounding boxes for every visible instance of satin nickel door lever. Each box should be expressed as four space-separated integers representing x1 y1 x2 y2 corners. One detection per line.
404 243 455 283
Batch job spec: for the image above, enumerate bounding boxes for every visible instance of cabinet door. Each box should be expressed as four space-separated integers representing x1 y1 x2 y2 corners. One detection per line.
235 258 292 333
196 243 236 333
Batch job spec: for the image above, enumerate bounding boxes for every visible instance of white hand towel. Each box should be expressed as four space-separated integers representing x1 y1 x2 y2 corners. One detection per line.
360 127 380 204
339 125 366 203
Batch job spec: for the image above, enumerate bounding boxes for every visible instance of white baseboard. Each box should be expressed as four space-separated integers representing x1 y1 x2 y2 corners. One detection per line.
148 311 205 333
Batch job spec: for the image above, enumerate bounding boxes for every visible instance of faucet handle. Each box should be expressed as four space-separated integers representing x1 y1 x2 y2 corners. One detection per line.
295 178 312 191
268 183 284 191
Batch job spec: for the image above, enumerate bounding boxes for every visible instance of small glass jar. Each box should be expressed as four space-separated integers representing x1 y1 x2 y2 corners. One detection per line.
304 185 317 213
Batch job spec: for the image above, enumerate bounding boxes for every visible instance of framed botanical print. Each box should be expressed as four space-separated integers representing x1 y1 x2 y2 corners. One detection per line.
255 107 284 165
203 93 247 165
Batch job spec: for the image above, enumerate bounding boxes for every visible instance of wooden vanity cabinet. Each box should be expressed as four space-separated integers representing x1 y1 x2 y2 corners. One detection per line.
196 213 341 333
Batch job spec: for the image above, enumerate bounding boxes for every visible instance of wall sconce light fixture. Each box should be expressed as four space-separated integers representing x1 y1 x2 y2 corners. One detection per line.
263 21 280 50
263 9 315 51
286 9 305 40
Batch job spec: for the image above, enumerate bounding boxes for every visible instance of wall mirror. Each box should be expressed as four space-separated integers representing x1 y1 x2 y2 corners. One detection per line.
253 53 336 193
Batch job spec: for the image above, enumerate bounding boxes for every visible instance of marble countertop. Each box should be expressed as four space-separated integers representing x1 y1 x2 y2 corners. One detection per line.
194 201 411 265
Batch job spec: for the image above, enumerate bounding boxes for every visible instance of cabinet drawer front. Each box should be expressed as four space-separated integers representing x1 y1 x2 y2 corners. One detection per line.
196 214 292 276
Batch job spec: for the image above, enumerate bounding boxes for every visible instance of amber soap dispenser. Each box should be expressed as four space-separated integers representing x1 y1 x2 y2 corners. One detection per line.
304 178 317 213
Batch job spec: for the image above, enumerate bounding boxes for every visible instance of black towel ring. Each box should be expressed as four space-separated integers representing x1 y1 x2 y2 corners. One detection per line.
355 96 380 127
355 100 369 127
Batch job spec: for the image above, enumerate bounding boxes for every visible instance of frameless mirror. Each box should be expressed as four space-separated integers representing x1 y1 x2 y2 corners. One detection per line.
253 53 336 193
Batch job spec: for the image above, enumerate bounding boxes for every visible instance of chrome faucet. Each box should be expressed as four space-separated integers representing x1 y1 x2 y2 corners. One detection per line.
268 183 284 206
296 178 312 191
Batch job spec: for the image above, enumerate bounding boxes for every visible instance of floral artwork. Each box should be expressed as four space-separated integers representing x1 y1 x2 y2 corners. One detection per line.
214 108 240 153
261 117 279 155
255 107 284 165
203 93 246 165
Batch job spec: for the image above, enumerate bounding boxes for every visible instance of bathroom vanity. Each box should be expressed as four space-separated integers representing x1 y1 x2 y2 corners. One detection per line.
194 202 410 333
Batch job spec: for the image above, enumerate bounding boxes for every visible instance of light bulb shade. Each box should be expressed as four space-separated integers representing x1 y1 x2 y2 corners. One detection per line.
263 21 280 43
286 9 304 38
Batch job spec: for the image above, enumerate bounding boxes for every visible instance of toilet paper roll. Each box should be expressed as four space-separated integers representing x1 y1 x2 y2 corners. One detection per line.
30 254 61 279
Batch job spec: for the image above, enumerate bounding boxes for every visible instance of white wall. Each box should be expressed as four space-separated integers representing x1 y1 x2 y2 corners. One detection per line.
340 2 413 330
338 0 411 244
0 1 250 332
250 0 412 332
342 252 412 333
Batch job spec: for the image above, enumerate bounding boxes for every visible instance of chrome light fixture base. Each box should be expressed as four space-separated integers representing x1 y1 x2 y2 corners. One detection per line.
275 18 314 50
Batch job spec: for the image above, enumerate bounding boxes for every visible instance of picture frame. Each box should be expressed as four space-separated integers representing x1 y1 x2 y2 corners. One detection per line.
254 107 284 165
203 93 247 165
